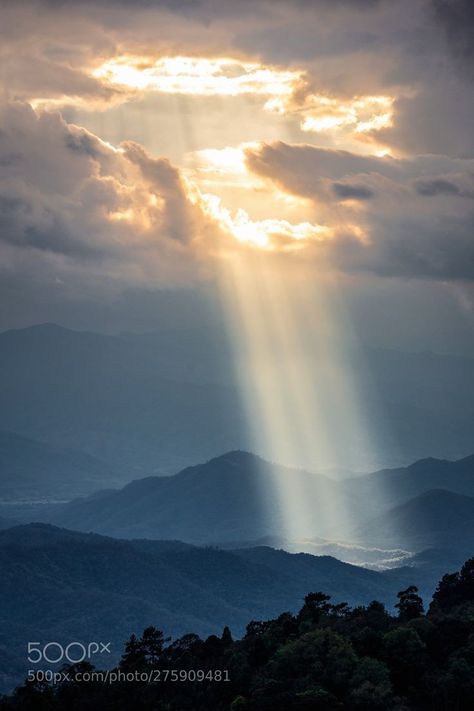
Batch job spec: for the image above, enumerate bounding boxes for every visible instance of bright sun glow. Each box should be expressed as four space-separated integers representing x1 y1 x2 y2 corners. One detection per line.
93 56 302 97
92 55 394 144
189 146 252 175
298 94 394 135
198 192 331 250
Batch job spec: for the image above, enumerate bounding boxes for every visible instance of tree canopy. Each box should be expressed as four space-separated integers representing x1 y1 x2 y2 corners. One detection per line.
2 558 474 710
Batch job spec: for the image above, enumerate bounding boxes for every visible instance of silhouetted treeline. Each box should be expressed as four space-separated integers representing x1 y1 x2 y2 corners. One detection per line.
2 558 474 710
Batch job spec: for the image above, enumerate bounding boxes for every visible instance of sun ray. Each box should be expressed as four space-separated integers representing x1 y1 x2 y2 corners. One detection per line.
216 246 380 542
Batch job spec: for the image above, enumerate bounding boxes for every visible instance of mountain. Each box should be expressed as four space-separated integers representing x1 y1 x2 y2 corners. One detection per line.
0 523 432 693
0 323 244 474
343 454 474 521
0 431 127 502
0 323 473 473
29 451 474 551
22 450 474 558
217 535 412 570
40 451 347 542
354 489 474 550
351 454 474 504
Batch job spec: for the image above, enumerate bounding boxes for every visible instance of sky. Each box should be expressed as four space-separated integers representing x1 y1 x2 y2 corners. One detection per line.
0 0 474 356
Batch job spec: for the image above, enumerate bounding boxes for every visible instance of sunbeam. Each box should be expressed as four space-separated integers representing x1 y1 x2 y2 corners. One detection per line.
217 247 380 541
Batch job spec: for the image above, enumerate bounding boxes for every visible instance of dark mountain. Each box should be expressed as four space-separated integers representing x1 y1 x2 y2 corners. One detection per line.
0 523 424 693
0 323 472 473
339 454 474 531
41 451 346 542
348 454 474 509
354 489 474 550
0 431 127 501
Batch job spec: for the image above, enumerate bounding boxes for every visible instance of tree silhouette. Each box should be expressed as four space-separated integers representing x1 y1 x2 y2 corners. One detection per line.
120 633 144 670
221 626 233 645
395 585 424 621
298 591 332 626
120 627 169 669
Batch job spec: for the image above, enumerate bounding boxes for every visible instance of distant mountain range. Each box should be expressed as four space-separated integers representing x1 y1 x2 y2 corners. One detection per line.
0 323 244 474
354 489 474 551
0 431 126 501
345 454 474 507
39 451 346 542
0 323 473 473
26 450 474 558
0 522 438 693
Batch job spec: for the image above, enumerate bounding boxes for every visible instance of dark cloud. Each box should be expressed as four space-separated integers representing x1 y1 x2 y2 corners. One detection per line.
360 213 474 281
361 1 474 157
332 182 375 200
415 178 461 196
376 81 474 159
432 0 474 71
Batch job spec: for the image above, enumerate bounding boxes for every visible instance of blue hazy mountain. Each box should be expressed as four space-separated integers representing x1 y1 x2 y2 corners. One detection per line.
0 323 473 475
0 522 435 693
34 451 474 552
0 430 127 501
0 323 244 474
346 454 474 507
354 489 474 551
40 451 345 542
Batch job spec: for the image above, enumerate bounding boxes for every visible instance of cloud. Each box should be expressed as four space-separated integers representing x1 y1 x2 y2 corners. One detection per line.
0 102 223 295
2 0 474 290
332 182 375 200
2 0 473 160
246 143 393 195
415 178 462 197
432 0 474 70
17 0 380 11
245 141 474 281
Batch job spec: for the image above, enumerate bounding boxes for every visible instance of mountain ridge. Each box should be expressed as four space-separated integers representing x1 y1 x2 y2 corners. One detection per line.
354 488 474 550
0 522 429 693
27 450 474 551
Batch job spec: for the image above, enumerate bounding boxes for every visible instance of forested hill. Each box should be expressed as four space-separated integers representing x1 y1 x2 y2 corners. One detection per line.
2 558 474 710
0 522 425 694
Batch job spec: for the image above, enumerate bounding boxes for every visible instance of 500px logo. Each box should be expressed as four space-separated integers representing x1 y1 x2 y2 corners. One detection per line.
27 641 111 664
